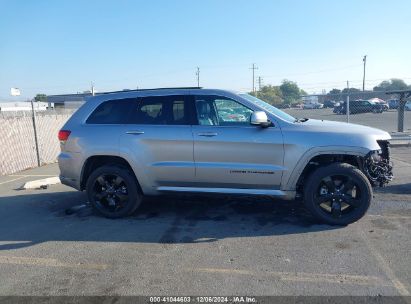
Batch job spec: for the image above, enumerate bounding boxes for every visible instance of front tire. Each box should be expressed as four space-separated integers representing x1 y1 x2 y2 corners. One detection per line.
86 165 142 218
303 163 372 225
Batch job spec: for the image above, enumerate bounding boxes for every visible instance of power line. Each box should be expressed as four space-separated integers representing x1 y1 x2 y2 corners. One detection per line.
262 64 362 79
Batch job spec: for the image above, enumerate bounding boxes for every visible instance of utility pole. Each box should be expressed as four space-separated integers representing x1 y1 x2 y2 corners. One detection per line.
250 63 258 93
257 76 263 91
196 67 200 87
346 80 350 123
362 55 367 91
30 99 41 167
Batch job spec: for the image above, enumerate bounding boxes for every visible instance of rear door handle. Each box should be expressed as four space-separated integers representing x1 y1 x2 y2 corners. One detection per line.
126 130 144 135
197 132 218 137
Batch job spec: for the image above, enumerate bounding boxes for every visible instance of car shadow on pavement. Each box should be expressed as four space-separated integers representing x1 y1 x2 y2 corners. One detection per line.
0 191 340 250
375 183 411 195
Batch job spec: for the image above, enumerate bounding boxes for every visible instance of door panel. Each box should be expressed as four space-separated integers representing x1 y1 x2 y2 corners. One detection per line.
120 125 194 186
119 95 195 188
192 95 284 189
193 126 284 188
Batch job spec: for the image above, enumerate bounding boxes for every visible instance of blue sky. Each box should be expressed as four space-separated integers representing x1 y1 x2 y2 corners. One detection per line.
0 0 410 100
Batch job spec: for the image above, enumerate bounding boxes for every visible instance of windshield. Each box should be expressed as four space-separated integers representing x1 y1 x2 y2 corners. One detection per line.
239 93 296 123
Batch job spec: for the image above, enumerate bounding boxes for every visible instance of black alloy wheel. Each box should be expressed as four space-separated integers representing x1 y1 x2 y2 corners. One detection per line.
304 163 372 225
86 165 142 218
314 175 361 219
92 174 129 212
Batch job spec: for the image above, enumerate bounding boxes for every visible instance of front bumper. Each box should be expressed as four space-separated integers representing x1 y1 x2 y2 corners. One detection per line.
363 140 393 187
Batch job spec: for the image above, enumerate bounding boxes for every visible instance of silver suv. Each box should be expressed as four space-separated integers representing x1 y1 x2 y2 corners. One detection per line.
58 88 393 225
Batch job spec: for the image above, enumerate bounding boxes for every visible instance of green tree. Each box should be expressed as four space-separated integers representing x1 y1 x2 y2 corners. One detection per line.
280 80 302 104
329 88 341 95
341 87 360 94
34 94 47 102
255 85 283 105
373 78 408 91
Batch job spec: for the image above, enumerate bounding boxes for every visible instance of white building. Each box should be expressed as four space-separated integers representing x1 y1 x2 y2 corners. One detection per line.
0 101 52 112
302 95 319 104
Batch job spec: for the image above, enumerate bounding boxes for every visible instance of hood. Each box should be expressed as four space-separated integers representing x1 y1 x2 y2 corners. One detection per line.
301 119 390 139
285 119 391 152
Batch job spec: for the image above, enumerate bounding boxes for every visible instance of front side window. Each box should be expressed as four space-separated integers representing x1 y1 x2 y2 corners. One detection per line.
129 95 189 125
195 95 253 126
239 93 295 123
86 98 135 124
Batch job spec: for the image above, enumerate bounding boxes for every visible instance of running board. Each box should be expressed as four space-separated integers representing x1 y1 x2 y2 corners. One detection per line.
157 186 286 196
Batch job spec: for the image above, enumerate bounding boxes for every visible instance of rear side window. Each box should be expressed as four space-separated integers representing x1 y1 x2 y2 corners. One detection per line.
129 95 189 125
86 98 136 124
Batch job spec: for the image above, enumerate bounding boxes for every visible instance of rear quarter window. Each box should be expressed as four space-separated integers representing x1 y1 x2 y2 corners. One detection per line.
86 98 136 124
128 95 189 125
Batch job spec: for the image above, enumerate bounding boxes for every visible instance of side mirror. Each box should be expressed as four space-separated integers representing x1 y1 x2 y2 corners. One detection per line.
250 111 272 128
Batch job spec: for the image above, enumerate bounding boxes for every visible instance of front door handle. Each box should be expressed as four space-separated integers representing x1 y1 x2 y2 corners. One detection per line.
197 132 218 137
126 130 144 135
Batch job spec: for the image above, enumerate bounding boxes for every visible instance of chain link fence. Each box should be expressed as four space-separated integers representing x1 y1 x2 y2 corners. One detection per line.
284 91 411 133
0 108 77 176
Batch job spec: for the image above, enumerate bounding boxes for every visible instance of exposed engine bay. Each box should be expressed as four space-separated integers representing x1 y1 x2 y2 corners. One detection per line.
363 140 393 187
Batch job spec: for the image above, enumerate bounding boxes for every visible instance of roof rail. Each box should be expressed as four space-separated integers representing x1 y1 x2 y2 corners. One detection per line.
97 87 203 95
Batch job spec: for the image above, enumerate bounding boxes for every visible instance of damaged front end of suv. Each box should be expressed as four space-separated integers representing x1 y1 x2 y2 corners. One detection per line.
363 140 393 187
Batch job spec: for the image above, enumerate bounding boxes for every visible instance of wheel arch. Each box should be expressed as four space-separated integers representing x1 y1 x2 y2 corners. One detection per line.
80 155 143 193
295 154 363 196
283 146 369 195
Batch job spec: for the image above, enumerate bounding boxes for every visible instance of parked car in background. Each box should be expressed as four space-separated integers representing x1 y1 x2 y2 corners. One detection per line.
388 99 399 109
333 100 384 114
277 103 291 109
333 104 340 114
323 100 336 108
291 103 303 109
406 101 411 111
369 98 389 111
303 102 323 109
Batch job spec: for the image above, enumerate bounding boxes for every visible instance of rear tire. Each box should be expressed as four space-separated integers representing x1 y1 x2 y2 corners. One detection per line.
303 163 372 225
86 165 142 218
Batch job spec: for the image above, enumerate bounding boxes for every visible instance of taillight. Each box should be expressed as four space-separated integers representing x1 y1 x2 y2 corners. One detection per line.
58 130 71 142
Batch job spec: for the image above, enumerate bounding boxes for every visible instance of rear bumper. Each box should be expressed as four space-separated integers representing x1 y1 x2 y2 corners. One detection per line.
57 152 82 190
59 175 80 190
